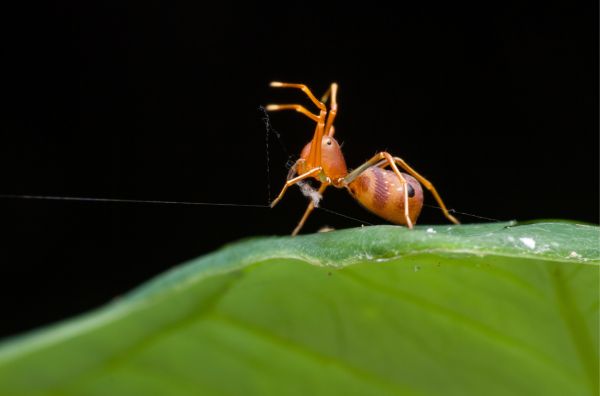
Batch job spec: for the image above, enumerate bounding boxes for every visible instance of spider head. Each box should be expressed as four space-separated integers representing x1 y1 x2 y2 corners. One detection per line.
299 136 348 182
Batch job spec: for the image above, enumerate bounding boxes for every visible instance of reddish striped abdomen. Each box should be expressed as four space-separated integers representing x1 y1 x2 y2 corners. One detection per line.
347 166 423 225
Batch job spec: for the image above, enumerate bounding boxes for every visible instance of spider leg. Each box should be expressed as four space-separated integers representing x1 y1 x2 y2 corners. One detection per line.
382 153 412 228
321 83 338 136
307 114 327 168
268 82 328 168
269 82 326 111
344 152 388 184
292 183 328 236
270 167 322 208
286 159 300 180
344 152 413 228
373 156 459 224
265 104 320 122
391 156 460 224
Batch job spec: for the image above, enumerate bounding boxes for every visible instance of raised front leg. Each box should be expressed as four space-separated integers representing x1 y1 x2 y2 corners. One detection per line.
269 82 326 111
321 83 338 136
268 81 328 169
265 104 320 122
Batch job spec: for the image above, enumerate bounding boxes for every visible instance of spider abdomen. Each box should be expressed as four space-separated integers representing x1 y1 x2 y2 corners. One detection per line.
347 166 423 225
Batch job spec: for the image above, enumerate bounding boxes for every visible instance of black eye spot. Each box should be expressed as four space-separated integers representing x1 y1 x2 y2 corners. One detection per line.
326 140 332 145
407 184 415 198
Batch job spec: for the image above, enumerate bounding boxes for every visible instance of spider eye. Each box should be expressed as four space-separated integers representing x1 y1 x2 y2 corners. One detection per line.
326 139 332 145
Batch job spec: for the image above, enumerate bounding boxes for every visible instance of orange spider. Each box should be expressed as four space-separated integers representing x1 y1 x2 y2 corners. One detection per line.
267 82 459 236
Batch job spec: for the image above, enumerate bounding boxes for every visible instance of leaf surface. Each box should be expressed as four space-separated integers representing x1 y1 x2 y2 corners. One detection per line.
0 222 598 396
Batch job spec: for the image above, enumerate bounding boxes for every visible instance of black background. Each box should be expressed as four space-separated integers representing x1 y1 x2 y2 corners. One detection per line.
1 2 597 338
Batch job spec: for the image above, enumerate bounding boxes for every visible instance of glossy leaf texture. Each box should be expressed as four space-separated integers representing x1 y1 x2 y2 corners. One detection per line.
0 222 598 396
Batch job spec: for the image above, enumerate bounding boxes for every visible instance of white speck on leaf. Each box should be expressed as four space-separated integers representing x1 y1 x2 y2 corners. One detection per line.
568 251 582 258
426 228 436 234
519 237 536 249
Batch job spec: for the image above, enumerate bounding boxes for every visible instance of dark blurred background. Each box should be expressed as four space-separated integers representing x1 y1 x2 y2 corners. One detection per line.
1 2 597 338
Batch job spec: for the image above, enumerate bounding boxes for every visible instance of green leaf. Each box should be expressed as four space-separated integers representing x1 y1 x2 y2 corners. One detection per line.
0 222 598 396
